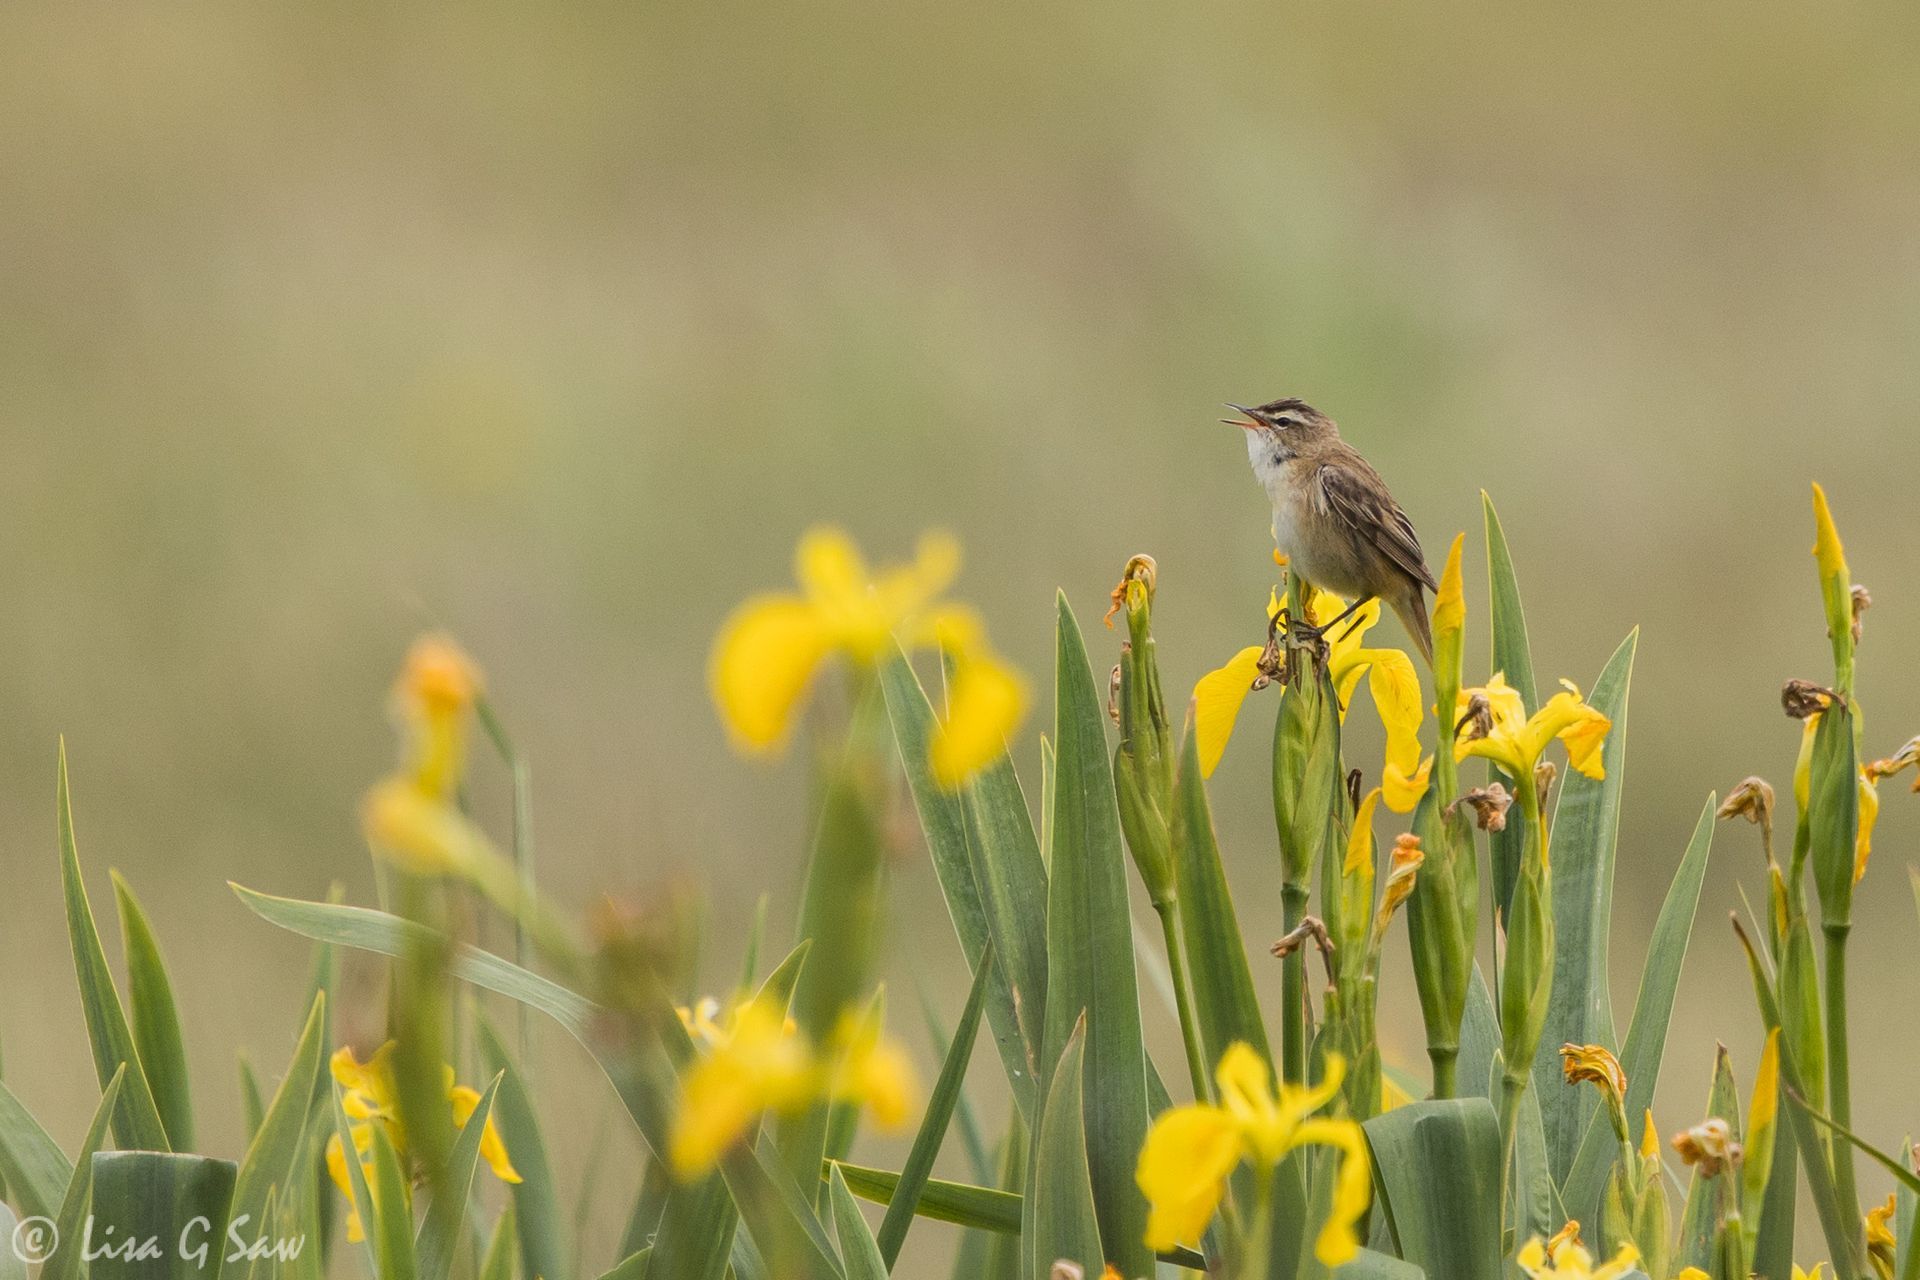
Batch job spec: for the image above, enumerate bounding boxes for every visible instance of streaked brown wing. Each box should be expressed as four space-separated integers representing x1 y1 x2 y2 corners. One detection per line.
1313 460 1437 591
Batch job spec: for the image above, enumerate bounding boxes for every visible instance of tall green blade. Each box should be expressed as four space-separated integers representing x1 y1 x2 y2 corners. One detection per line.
370 1127 420 1280
416 1074 502 1280
1041 594 1152 1278
328 1082 380 1279
1171 722 1271 1072
57 743 170 1151
0 1078 73 1220
1333 1249 1426 1278
881 653 1044 1117
229 993 327 1261
830 1163 1023 1234
481 1201 518 1280
233 887 597 1035
1482 494 1538 919
916 982 994 1184
828 1166 888 1280
723 1137 845 1280
1675 1046 1741 1271
1533 631 1636 1183
88 1152 237 1280
110 872 196 1152
1028 1018 1104 1280
41 1066 125 1280
1561 797 1715 1224
0 1205 25 1280
876 946 994 1267
476 1017 573 1280
1363 1098 1504 1278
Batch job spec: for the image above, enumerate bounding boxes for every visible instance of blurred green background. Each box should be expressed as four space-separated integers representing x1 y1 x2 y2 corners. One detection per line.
3 2 1918 1272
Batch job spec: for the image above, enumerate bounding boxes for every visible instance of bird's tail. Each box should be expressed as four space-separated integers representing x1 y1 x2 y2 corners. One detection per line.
1392 586 1434 667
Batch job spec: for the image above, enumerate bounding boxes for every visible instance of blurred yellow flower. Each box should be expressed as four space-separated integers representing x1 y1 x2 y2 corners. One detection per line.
325 1043 519 1243
708 527 1025 787
1516 1223 1638 1279
1453 674 1610 783
670 998 816 1179
1134 1044 1369 1265
827 1010 919 1130
1193 587 1431 810
360 774 495 877
392 633 484 798
1794 1266 1829 1280
361 634 499 877
668 996 918 1180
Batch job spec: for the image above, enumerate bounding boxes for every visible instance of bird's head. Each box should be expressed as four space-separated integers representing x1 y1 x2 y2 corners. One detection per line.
1222 398 1337 473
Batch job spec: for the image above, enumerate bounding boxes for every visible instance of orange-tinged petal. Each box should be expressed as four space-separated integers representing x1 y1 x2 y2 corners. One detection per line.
1192 647 1265 777
707 595 835 753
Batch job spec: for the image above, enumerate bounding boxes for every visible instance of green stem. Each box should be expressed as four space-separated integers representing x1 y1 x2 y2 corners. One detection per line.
1429 1049 1459 1100
1498 1072 1525 1235
1281 881 1309 1086
1156 899 1213 1104
1236 1164 1276 1280
1823 924 1863 1237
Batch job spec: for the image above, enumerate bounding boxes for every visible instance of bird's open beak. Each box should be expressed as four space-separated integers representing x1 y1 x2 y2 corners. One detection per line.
1221 403 1258 430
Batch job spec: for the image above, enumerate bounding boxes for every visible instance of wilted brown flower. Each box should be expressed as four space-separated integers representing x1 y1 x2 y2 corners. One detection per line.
1448 782 1513 832
1850 583 1872 643
1671 1117 1741 1177
1866 736 1920 793
1782 679 1839 720
1718 777 1776 827
1103 554 1158 628
1454 691 1493 744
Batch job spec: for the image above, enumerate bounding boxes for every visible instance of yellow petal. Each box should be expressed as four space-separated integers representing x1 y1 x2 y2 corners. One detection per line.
669 999 816 1180
1192 648 1265 777
1135 1104 1241 1252
873 531 962 625
1855 770 1879 883
1520 685 1611 781
1344 788 1384 878
1433 533 1466 641
794 526 872 613
1344 646 1428 811
708 595 834 753
1382 755 1433 814
931 655 1027 788
449 1081 523 1184
1811 482 1848 581
1746 1029 1780 1169
1291 1117 1371 1267
360 775 497 876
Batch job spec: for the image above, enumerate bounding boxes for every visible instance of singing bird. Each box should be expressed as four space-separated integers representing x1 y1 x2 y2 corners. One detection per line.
1224 398 1436 663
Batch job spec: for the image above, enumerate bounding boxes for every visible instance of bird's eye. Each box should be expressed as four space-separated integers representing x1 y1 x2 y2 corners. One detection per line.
1272 416 1293 429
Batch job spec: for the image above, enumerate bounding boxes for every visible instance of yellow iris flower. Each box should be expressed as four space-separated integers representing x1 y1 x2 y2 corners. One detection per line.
1866 1194 1896 1278
709 527 1026 787
324 1043 520 1243
1134 1044 1370 1266
1516 1223 1639 1279
1193 587 1432 811
668 996 918 1180
1453 674 1610 783
360 634 499 877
